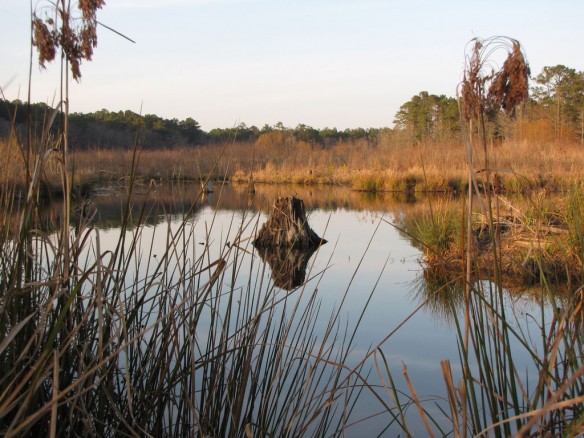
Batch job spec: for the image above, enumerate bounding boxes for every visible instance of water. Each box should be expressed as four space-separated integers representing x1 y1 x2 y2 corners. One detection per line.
56 182 553 435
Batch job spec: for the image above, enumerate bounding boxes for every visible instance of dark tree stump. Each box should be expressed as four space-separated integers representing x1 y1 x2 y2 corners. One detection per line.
253 196 326 250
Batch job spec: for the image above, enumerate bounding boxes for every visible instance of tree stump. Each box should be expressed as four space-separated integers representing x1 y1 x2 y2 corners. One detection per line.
253 196 326 250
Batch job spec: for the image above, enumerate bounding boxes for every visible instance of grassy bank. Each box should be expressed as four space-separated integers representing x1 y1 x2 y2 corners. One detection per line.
401 189 584 290
75 137 584 193
3 133 583 197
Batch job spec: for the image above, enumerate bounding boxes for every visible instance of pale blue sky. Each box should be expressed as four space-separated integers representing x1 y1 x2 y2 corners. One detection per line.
1 0 583 130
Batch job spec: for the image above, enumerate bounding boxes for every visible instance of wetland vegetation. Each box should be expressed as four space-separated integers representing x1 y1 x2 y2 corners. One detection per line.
1 2 583 436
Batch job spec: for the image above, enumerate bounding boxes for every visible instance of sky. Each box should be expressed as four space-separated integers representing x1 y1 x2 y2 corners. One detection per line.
1 0 583 131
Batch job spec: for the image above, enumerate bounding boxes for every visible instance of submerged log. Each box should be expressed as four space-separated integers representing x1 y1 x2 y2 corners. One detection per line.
253 196 327 250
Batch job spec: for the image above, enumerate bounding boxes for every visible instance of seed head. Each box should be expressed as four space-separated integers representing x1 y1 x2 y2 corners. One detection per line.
458 37 530 121
487 42 530 116
32 17 57 68
32 0 106 81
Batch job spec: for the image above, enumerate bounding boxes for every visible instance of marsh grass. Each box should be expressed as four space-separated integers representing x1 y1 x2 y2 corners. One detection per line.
402 200 463 264
65 136 584 194
1 4 380 434
565 186 584 265
401 193 584 290
3 9 584 436
5 123 583 196
385 36 584 436
0 123 384 436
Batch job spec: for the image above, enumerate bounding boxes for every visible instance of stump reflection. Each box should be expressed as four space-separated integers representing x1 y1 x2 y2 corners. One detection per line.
256 246 318 290
254 196 326 290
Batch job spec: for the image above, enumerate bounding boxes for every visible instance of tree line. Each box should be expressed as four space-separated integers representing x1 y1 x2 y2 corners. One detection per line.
1 64 582 149
393 64 584 145
0 101 392 150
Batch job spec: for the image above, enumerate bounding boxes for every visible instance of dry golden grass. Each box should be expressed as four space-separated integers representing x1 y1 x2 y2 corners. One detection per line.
0 138 26 185
2 135 577 194
228 136 582 192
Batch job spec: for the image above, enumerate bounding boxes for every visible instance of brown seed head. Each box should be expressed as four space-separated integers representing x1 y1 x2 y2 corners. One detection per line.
32 0 106 81
459 40 486 121
79 0 106 21
32 16 57 68
487 42 530 116
459 37 529 121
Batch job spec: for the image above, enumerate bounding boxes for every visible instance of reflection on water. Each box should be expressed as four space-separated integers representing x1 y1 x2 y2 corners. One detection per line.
410 266 466 321
255 246 318 290
32 181 452 232
29 182 561 435
31 181 557 320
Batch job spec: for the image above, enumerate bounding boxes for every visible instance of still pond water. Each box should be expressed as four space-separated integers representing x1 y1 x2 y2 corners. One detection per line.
76 182 547 435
